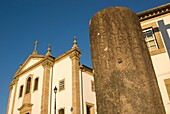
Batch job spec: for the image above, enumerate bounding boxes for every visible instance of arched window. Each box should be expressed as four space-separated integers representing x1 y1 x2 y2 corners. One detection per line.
26 77 31 94
19 85 23 97
34 78 39 91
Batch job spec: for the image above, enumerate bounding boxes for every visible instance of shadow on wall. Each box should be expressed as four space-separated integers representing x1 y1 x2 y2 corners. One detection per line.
158 20 170 56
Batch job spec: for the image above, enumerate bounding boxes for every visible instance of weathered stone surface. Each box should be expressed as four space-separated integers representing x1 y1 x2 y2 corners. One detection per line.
89 7 165 114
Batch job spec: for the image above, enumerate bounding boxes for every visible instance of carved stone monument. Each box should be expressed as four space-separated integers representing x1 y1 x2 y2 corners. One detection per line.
89 7 165 114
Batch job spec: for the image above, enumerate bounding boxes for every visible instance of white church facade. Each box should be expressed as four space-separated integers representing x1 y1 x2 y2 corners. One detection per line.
6 38 96 114
6 3 170 114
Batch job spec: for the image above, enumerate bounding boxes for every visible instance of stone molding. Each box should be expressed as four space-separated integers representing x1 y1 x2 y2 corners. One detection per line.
9 79 17 91
80 64 93 75
18 103 33 114
70 49 81 60
42 59 54 68
138 3 170 21
9 85 13 91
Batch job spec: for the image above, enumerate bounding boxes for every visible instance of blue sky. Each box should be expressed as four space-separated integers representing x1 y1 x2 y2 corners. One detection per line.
0 0 169 113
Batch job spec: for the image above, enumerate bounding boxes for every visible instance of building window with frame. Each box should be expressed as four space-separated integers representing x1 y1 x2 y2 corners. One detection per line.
34 78 39 91
141 22 165 56
19 85 24 98
86 103 94 114
143 28 158 52
58 108 65 114
91 81 95 92
59 79 65 91
26 77 31 94
164 79 170 100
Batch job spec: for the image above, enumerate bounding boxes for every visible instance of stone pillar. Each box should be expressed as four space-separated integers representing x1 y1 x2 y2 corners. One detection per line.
70 49 81 114
41 59 53 114
89 7 165 114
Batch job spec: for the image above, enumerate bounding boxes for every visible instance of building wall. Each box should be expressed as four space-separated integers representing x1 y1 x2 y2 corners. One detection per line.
81 71 97 114
51 57 73 114
31 66 44 114
140 12 170 114
12 65 44 114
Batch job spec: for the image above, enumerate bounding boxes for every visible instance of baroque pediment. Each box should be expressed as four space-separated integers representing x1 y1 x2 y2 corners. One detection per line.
15 54 45 76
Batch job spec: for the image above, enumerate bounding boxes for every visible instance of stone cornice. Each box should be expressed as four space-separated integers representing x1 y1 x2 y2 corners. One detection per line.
70 50 81 60
14 47 82 78
42 59 54 68
138 3 170 21
80 64 93 75
9 77 19 89
54 48 81 62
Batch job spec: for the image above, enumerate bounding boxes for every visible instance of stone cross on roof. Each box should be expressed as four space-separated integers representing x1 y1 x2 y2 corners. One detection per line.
32 40 38 55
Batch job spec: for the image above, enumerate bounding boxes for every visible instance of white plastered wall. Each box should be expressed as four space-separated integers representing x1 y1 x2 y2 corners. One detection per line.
12 65 44 114
23 58 42 71
51 57 72 114
141 14 170 114
80 71 97 114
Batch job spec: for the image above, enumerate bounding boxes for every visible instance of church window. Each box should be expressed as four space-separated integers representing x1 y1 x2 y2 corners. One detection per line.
26 77 31 94
164 79 170 100
58 108 65 114
59 79 65 91
19 85 23 97
34 78 39 91
143 28 158 52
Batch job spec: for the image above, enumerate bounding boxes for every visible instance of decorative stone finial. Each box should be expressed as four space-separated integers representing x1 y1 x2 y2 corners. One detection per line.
72 36 79 49
19 63 23 68
46 44 52 56
32 41 38 55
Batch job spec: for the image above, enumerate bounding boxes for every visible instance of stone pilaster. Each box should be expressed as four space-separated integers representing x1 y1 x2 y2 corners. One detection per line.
70 49 81 114
41 59 54 114
11 78 19 114
6 84 13 114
